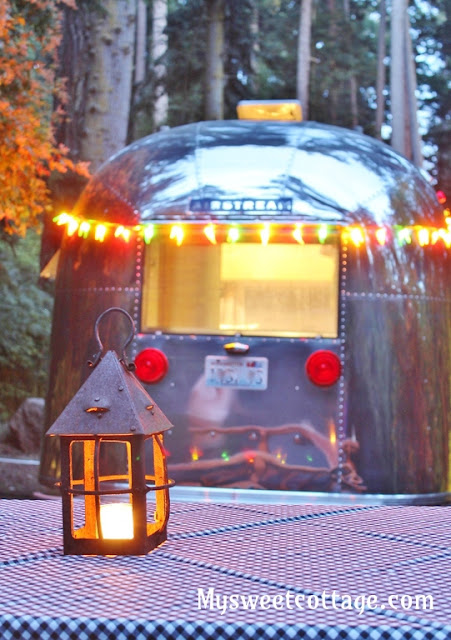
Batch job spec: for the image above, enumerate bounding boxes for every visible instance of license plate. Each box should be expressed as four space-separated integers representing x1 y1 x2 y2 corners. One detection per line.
205 355 268 390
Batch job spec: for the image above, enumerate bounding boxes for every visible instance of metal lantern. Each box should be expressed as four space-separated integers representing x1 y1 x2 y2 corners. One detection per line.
46 308 174 555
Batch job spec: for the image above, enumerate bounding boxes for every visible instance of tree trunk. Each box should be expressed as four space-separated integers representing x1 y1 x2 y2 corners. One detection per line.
327 0 338 124
390 0 422 166
135 0 146 85
81 0 136 172
390 0 407 156
349 76 358 128
343 0 358 128
297 0 313 120
205 0 225 120
249 0 260 96
376 0 386 139
55 3 92 167
43 2 137 268
405 11 423 167
152 0 168 129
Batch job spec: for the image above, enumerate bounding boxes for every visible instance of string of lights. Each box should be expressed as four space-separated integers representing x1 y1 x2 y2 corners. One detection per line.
53 211 451 249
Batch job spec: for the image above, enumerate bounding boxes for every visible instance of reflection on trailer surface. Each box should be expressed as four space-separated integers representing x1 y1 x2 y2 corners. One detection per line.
40 117 451 503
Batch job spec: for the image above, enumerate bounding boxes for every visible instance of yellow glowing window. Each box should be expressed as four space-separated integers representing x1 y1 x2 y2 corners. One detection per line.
141 233 339 338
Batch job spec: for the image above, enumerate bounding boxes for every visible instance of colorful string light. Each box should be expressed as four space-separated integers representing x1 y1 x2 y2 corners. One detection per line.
432 228 451 248
292 223 305 244
259 223 271 245
397 227 412 245
203 223 217 245
317 224 329 244
78 221 91 238
417 228 430 247
66 218 79 236
190 447 202 462
114 225 131 242
94 224 107 242
143 223 155 244
348 227 365 247
169 224 184 246
227 226 240 243
375 227 388 246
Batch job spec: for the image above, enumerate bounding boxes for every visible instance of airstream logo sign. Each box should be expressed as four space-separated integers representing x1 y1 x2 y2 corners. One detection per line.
189 198 293 215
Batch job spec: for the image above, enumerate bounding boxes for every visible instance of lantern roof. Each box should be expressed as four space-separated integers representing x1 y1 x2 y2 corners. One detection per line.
47 350 173 437
72 120 443 229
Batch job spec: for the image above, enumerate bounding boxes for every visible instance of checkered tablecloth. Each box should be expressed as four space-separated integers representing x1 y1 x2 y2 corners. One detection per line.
0 498 450 639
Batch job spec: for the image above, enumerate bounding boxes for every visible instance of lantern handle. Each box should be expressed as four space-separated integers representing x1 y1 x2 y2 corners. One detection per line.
88 307 136 371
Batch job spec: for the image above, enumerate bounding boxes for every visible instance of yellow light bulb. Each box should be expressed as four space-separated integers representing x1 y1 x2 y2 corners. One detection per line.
417 228 430 246
434 229 451 248
227 226 240 243
78 221 91 238
318 224 328 244
114 225 131 242
203 224 217 244
53 212 71 225
170 224 184 246
95 224 107 242
260 223 271 245
292 224 304 244
349 227 364 247
66 218 79 236
375 227 388 246
143 224 155 244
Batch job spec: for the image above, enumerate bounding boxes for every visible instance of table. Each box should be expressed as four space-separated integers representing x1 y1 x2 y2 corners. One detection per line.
1 493 450 640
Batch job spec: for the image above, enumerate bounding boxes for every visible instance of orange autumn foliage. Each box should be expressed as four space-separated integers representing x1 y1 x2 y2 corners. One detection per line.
0 0 89 235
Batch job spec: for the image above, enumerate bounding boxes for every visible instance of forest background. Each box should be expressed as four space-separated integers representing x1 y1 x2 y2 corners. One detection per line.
0 0 449 421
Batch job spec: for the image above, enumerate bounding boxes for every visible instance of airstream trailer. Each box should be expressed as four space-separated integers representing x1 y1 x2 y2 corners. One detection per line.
40 105 451 503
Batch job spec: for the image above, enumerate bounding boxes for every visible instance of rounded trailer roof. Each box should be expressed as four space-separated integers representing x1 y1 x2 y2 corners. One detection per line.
73 120 442 228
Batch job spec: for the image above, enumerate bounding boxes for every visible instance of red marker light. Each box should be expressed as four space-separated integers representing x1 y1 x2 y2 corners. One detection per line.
436 190 446 205
134 348 169 383
305 350 341 387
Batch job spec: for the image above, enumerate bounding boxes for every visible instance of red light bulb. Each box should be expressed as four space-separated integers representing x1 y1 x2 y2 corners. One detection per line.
305 350 341 387
134 348 169 383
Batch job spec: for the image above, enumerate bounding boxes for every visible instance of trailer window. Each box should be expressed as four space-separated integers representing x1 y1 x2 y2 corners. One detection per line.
142 238 339 338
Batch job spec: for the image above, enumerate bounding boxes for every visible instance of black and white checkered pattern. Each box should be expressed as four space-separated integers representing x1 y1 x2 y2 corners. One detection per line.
0 500 450 639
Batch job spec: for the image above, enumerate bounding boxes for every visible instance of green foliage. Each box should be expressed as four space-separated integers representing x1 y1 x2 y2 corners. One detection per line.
248 0 298 100
411 0 451 193
0 231 53 421
166 0 207 126
0 0 88 235
158 0 449 193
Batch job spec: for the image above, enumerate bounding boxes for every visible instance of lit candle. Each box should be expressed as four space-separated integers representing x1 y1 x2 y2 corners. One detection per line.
100 503 134 539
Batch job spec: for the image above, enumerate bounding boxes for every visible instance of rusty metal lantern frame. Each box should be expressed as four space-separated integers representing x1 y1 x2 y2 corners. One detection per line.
46 308 174 556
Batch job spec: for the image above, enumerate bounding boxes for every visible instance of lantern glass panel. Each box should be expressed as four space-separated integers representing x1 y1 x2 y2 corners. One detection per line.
69 440 92 536
68 439 133 540
98 439 132 487
70 440 85 484
145 434 168 535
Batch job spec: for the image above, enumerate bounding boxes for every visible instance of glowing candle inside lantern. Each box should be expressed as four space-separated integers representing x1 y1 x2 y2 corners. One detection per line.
100 503 134 539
